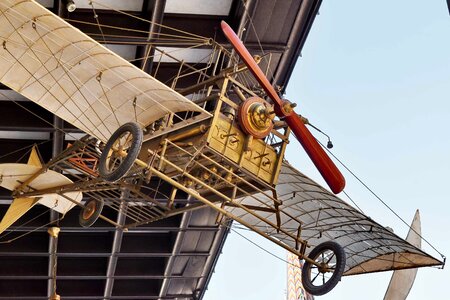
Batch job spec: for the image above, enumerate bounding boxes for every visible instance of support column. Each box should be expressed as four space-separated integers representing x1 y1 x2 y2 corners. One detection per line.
103 194 128 299
47 115 65 298
137 0 166 74
158 206 193 299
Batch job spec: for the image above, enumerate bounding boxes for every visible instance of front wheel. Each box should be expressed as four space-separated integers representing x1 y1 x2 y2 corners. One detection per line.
301 241 346 296
99 122 143 182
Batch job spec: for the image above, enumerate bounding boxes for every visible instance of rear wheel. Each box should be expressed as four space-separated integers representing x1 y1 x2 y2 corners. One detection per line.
79 199 104 228
99 122 143 182
302 241 346 296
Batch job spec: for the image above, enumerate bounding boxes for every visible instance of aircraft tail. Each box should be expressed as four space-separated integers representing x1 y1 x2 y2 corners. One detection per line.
0 197 39 235
383 210 421 300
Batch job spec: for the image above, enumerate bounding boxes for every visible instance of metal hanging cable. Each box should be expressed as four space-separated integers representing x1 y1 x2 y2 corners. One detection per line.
317 140 446 260
88 0 209 40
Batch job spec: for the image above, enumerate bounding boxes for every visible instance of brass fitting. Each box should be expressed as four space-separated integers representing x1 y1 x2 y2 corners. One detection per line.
281 100 297 115
47 227 61 238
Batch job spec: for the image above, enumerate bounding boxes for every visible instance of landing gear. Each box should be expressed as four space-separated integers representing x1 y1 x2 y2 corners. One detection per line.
99 122 143 182
79 198 104 228
302 241 346 296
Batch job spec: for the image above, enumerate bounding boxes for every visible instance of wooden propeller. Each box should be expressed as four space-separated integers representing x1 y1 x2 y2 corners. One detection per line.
221 21 345 194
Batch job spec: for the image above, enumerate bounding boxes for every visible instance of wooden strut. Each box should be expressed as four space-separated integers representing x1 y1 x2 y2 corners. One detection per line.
148 162 317 262
143 147 314 261
67 138 306 257
15 139 312 261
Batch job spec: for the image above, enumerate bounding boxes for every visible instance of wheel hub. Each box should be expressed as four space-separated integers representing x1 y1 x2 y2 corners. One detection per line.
82 201 96 220
317 262 331 273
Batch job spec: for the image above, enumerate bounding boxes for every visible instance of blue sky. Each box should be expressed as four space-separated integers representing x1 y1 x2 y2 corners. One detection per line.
204 1 450 299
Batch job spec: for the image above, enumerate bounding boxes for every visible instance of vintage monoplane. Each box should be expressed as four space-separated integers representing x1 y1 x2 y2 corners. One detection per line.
0 0 444 296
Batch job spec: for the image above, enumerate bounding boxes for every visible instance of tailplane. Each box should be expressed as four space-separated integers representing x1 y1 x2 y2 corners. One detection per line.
0 197 39 235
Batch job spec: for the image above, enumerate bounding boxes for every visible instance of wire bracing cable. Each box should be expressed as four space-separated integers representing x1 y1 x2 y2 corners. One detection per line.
316 140 446 260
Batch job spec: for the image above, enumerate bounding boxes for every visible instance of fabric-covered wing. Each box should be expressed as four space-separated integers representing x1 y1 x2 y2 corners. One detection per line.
227 162 443 275
0 0 210 142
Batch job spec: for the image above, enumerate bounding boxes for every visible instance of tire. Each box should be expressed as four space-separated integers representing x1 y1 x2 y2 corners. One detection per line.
79 198 104 228
301 241 346 296
99 122 143 182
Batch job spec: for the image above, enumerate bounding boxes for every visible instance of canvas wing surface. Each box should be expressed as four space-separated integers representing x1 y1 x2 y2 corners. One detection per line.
227 162 443 275
0 0 210 142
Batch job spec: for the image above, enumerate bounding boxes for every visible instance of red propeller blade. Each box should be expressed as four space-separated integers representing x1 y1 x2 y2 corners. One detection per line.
221 21 345 194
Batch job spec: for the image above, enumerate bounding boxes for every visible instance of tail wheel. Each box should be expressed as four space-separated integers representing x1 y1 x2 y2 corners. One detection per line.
99 122 143 182
301 241 346 296
79 199 104 228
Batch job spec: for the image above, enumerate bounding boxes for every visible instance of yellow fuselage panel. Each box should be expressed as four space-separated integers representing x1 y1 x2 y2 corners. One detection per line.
208 115 279 185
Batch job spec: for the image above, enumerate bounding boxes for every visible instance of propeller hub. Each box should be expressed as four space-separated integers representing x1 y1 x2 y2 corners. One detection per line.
238 97 274 139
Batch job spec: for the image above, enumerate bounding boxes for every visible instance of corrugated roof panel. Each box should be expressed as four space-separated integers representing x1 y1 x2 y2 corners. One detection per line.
165 0 233 15
75 0 144 12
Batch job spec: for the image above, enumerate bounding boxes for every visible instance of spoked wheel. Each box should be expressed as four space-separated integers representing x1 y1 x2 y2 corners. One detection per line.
79 198 104 228
99 122 143 182
302 241 346 296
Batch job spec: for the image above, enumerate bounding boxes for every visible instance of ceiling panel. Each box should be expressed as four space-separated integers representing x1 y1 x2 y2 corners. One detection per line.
36 0 54 8
165 0 233 16
76 0 144 11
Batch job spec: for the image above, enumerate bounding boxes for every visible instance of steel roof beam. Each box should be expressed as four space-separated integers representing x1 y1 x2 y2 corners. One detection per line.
273 0 322 93
0 225 219 232
103 198 128 299
0 275 205 280
85 33 287 52
195 220 231 299
0 251 212 258
46 115 64 298
158 207 192 299
0 294 198 299
136 0 166 74
0 126 82 133
0 225 219 233
234 0 257 44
